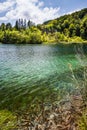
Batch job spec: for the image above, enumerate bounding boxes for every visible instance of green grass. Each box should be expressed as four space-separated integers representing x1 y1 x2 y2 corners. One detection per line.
0 110 17 130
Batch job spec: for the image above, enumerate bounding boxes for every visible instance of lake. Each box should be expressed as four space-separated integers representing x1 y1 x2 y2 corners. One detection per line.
0 43 87 111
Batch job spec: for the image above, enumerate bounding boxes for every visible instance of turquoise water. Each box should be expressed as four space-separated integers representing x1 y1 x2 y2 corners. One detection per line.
0 44 87 110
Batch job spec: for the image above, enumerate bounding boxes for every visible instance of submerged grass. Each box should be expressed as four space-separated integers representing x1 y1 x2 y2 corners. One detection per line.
69 44 87 130
0 110 17 130
0 44 87 129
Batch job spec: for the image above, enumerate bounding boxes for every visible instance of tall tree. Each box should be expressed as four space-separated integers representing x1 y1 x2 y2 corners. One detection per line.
6 23 12 30
15 20 19 30
27 20 35 28
23 19 27 29
0 23 6 31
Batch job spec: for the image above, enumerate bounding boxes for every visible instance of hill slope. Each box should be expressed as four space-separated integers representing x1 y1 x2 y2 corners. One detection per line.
37 8 87 43
0 8 87 44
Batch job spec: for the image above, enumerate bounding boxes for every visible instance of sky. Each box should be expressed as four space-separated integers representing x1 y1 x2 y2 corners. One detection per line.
0 0 87 25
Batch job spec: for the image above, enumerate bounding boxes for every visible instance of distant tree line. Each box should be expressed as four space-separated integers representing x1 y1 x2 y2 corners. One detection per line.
0 19 42 44
0 8 87 44
15 19 35 30
0 19 35 31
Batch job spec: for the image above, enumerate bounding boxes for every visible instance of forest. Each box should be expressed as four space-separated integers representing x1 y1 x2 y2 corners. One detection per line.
0 8 87 44
0 8 87 130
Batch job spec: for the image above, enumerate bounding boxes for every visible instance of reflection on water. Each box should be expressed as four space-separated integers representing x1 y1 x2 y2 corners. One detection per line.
0 44 87 110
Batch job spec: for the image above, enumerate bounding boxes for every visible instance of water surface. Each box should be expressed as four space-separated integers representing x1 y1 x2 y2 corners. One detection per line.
0 44 87 110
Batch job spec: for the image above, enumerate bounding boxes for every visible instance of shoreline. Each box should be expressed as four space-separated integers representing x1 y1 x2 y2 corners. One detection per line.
0 41 87 45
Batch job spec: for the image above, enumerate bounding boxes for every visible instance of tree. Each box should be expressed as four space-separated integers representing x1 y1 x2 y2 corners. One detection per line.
80 18 87 39
15 19 27 30
69 24 75 37
6 23 12 30
75 24 80 36
27 20 35 28
0 23 6 31
15 20 19 30
23 19 27 29
62 20 69 29
57 24 62 32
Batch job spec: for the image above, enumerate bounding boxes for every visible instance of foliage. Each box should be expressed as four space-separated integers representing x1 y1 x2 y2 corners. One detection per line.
40 8 87 43
0 28 42 44
0 8 87 44
69 45 87 130
0 110 17 130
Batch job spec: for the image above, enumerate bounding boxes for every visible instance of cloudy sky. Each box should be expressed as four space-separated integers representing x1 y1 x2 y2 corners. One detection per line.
0 0 87 25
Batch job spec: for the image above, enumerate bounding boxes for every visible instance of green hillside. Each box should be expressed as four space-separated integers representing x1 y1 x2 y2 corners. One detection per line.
0 8 87 44
37 8 87 43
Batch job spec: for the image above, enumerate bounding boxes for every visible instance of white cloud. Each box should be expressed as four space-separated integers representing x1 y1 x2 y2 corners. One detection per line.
0 0 15 12
0 0 60 24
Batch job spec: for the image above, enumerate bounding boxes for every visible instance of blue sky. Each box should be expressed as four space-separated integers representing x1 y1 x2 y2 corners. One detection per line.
43 0 87 14
0 0 87 24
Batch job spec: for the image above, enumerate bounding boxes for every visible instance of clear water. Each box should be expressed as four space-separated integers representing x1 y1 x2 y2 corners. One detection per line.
0 44 87 110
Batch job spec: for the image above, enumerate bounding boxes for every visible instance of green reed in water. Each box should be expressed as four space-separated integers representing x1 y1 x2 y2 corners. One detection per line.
69 44 87 130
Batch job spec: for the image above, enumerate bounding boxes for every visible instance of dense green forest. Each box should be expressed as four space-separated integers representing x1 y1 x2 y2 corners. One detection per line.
0 8 87 44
